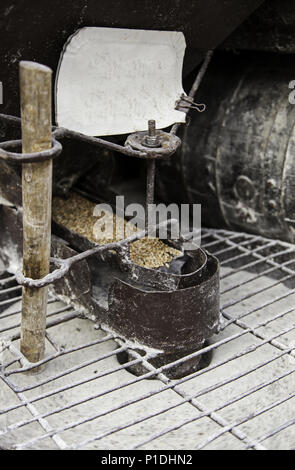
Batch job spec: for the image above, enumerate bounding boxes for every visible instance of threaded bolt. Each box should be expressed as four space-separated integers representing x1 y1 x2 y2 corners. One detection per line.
148 119 156 136
143 119 161 148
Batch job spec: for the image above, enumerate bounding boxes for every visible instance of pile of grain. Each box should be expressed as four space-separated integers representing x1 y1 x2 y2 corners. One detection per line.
129 237 182 269
53 192 136 244
52 192 182 269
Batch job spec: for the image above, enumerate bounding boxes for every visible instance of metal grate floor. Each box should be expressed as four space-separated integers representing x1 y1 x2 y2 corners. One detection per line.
1 228 295 450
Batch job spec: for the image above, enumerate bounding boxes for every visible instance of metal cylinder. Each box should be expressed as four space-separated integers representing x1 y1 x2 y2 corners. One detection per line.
157 53 295 243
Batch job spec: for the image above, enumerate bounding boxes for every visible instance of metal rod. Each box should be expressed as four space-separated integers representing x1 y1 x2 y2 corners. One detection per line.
19 61 53 365
144 120 158 231
146 159 156 232
15 218 177 288
0 113 177 161
188 50 214 100
171 49 214 135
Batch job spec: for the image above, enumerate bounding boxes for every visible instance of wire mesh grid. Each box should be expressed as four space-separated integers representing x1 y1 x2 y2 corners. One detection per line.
1 228 295 450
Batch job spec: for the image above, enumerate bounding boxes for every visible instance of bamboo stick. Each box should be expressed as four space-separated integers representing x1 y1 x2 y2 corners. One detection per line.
19 61 52 365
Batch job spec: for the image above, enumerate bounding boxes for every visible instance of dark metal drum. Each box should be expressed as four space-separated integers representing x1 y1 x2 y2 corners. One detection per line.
158 53 295 243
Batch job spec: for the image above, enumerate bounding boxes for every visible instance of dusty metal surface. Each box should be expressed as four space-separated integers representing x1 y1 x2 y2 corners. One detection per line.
171 50 213 135
15 220 178 288
0 0 265 117
0 47 213 210
222 0 295 54
0 202 220 379
0 138 62 163
0 113 106 202
0 118 165 162
0 95 183 296
125 130 181 159
157 52 295 243
107 251 220 379
1 228 295 449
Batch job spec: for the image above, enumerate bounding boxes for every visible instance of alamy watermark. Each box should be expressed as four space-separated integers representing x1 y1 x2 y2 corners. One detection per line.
93 196 201 251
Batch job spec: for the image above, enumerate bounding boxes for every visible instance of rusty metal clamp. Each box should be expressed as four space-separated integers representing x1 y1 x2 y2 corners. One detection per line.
0 137 62 163
175 94 206 113
125 130 181 160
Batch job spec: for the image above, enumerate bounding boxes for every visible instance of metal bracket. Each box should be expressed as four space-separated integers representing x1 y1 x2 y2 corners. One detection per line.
0 137 62 163
15 219 178 288
125 130 181 159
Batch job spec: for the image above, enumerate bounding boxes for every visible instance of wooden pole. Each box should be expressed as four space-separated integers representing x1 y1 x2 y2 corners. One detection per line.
19 61 53 365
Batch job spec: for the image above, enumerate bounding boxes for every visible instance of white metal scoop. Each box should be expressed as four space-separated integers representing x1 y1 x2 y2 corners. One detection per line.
55 27 186 136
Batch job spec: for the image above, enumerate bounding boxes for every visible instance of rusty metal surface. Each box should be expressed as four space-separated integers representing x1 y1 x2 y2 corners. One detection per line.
0 114 181 164
107 251 220 378
53 127 156 160
0 203 220 378
0 119 158 162
15 219 178 288
0 47 212 212
125 130 181 159
122 247 207 292
0 47 210 210
108 253 219 353
0 114 106 201
0 41 223 378
0 112 180 211
0 137 62 163
38 51 212 212
172 50 213 135
0 205 96 312
157 52 295 244
50 238 98 318
38 203 220 378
